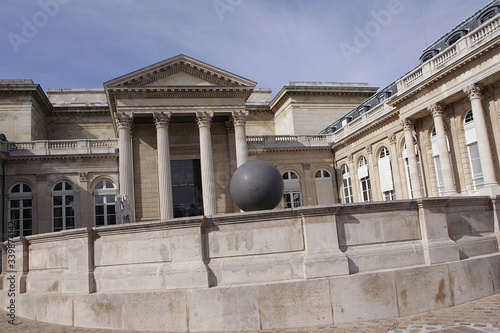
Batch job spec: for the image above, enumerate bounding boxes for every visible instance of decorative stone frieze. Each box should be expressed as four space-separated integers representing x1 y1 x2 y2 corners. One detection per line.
79 172 88 182
153 111 171 128
428 103 444 117
36 174 47 182
196 111 214 127
232 110 249 126
388 133 397 145
464 84 482 100
115 112 133 129
401 118 414 131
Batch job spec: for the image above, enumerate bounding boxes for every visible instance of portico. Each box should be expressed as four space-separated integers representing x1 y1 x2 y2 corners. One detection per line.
104 55 256 221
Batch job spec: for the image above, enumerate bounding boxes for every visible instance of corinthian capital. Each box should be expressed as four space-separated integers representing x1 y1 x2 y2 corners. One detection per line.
400 118 414 131
428 103 444 117
153 111 171 128
196 111 214 127
463 84 482 100
115 112 133 129
232 110 249 126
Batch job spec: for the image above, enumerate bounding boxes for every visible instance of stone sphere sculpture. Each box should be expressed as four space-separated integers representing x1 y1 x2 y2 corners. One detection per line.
230 160 284 212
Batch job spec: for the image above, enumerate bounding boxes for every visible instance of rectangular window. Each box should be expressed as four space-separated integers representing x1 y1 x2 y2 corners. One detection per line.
468 142 484 190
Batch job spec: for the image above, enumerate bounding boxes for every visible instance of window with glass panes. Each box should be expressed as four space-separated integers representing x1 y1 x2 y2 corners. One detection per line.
8 183 33 237
282 171 302 208
379 147 396 200
464 110 484 190
341 165 353 203
94 180 117 226
358 156 372 202
53 181 76 232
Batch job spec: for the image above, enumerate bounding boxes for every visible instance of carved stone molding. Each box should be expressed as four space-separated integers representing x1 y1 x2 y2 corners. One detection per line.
79 172 89 182
232 110 249 127
388 133 397 145
347 154 353 164
115 112 133 129
463 84 482 100
401 118 414 131
153 111 171 128
36 174 47 182
302 163 311 171
365 145 373 154
196 111 214 127
428 103 444 117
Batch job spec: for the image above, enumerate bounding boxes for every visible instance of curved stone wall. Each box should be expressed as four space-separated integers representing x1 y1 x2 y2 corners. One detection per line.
1 196 499 331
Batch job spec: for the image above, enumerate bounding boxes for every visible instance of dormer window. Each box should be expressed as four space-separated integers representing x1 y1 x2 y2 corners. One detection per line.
478 6 499 24
377 91 392 103
420 49 440 63
357 105 370 116
445 30 468 46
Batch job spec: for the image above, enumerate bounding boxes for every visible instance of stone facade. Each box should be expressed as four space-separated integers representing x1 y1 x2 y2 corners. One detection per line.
1 2 500 330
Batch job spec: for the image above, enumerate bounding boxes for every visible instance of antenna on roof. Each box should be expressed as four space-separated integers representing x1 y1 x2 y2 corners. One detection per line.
419 1 428 47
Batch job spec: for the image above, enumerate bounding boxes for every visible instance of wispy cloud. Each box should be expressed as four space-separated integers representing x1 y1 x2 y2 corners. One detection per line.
0 0 490 95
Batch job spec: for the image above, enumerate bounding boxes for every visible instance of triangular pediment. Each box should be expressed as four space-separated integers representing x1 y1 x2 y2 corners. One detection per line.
104 54 257 88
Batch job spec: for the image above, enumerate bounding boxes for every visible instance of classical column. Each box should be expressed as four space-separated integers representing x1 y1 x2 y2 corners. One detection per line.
232 110 249 168
115 112 135 221
154 112 174 220
402 119 423 198
464 84 498 189
428 103 456 195
196 111 217 216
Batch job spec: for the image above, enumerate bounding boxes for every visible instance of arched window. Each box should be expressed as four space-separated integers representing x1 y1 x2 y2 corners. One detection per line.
357 157 372 202
478 6 499 24
430 127 456 195
403 138 425 198
52 180 76 232
445 30 467 46
94 180 117 226
464 110 484 191
378 147 396 201
282 171 302 208
341 165 353 204
314 169 335 205
8 183 33 237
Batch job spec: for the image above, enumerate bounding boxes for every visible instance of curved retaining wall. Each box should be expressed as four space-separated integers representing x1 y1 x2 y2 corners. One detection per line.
1 196 500 331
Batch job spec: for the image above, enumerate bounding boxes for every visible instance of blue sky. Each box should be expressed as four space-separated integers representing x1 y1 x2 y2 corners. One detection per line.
0 0 491 96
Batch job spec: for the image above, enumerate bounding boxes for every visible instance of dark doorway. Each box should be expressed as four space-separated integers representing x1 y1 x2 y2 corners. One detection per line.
171 159 204 217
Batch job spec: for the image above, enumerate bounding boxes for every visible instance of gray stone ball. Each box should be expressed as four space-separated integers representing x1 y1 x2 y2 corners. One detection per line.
230 160 284 212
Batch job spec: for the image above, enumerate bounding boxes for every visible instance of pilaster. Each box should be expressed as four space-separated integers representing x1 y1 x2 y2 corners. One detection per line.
401 118 423 198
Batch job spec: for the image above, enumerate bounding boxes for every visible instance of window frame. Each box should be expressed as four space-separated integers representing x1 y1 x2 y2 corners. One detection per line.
8 182 33 237
52 180 76 232
93 179 118 226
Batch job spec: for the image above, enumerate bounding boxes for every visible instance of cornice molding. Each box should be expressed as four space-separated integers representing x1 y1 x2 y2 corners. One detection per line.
248 147 330 155
331 110 400 149
7 154 118 162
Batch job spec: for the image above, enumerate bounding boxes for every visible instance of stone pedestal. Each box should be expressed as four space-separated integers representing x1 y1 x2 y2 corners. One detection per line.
418 199 460 264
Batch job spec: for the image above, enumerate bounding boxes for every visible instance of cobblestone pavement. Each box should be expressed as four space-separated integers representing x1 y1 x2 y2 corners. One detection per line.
0 294 499 333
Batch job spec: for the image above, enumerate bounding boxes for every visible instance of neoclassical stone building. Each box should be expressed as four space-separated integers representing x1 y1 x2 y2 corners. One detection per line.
1 0 500 240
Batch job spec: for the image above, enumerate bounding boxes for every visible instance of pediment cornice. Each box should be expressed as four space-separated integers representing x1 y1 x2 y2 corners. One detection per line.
104 54 257 89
